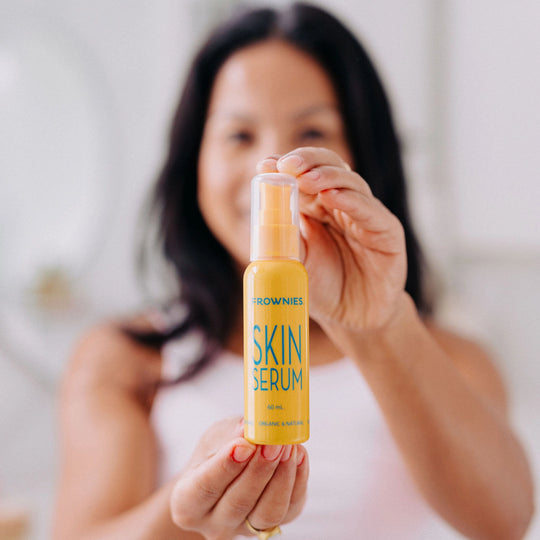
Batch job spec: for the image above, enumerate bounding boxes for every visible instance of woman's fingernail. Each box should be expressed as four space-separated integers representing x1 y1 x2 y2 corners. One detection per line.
296 447 306 466
280 445 293 462
232 444 256 463
278 154 303 172
257 159 278 173
262 445 283 461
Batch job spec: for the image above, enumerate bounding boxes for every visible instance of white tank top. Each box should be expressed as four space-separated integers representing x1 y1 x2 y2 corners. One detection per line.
150 334 461 539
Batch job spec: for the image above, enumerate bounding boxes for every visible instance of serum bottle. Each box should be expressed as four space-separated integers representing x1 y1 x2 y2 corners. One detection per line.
243 173 309 445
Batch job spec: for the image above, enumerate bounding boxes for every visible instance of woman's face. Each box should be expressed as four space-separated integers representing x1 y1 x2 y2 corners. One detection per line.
198 40 352 266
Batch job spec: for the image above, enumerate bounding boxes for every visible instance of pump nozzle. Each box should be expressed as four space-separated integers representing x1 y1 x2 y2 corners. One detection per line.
260 182 292 226
250 173 299 260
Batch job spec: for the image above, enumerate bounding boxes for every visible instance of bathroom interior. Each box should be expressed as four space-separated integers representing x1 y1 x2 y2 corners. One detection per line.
1 1 539 538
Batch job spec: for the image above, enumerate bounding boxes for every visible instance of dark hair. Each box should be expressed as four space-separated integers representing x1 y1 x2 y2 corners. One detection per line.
129 2 433 381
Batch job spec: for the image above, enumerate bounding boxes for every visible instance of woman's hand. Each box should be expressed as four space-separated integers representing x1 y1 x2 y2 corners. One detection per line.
170 417 308 540
258 148 407 332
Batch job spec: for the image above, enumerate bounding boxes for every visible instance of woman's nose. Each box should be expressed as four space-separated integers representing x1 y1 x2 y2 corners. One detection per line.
255 134 292 164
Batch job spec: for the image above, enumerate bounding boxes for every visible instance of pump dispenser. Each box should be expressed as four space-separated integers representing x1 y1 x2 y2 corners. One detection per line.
244 173 309 445
251 175 299 260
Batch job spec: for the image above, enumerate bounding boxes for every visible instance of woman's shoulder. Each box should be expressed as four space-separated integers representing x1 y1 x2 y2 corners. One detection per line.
425 319 508 415
62 315 163 410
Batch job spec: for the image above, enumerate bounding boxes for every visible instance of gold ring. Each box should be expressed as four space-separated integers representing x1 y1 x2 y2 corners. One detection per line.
245 518 282 539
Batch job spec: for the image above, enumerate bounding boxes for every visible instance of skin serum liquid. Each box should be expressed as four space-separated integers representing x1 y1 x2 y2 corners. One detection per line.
243 172 309 445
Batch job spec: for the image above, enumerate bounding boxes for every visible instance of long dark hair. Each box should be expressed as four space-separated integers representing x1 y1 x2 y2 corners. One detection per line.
128 2 433 381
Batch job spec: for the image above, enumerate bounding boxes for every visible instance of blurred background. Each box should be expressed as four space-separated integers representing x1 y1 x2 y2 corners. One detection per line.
0 0 538 538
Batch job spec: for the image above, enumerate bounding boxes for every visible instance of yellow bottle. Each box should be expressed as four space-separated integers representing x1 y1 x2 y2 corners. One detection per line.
243 173 309 445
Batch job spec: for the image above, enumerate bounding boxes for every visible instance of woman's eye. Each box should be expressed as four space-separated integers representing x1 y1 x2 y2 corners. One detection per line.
299 128 326 141
228 131 254 144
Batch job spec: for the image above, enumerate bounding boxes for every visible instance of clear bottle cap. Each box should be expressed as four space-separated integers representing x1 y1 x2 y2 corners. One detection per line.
250 173 300 260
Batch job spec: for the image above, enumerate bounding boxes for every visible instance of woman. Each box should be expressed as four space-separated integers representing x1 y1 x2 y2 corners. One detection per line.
53 4 534 540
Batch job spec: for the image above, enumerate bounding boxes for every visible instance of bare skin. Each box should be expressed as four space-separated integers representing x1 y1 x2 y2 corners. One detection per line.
53 40 534 540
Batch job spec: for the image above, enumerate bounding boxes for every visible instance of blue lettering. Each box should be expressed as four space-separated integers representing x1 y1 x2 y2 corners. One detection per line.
251 296 306 305
288 325 302 365
265 325 278 365
280 367 291 390
270 368 279 390
260 367 268 390
281 325 285 365
251 366 303 392
293 368 302 390
253 325 262 365
251 367 259 390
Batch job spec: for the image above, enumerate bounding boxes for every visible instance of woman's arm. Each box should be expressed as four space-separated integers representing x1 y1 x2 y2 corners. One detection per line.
52 324 198 540
262 147 535 540
321 293 534 540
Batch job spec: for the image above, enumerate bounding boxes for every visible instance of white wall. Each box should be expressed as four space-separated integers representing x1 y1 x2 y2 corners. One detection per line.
0 1 539 538
1 2 196 537
445 4 540 537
